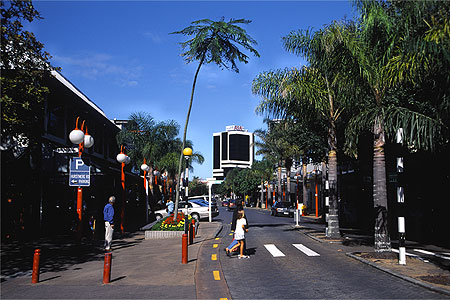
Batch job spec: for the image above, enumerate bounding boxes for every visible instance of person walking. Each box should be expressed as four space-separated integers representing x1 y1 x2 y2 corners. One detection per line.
103 196 115 251
235 210 249 259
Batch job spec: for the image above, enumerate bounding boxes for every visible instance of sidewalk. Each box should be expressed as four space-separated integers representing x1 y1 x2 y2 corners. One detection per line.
1 221 222 299
298 214 450 296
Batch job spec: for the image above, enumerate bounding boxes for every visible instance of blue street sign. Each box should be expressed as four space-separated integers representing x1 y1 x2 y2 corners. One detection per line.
69 157 91 187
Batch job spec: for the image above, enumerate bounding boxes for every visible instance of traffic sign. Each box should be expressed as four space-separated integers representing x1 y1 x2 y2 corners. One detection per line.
69 157 91 187
55 147 78 154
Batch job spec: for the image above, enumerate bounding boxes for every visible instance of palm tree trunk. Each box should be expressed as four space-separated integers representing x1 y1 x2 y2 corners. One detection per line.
302 158 307 209
174 55 205 220
286 159 292 203
327 149 340 238
373 116 391 252
277 165 282 202
326 75 340 238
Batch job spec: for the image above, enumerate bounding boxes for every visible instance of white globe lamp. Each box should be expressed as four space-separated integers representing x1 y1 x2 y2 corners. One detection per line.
116 153 127 163
69 129 84 144
83 134 95 148
141 163 149 172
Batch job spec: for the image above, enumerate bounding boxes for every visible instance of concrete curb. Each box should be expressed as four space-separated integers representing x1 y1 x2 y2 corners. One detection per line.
144 230 184 239
346 252 450 297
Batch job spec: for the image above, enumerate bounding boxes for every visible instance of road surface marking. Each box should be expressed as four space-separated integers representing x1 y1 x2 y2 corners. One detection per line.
413 249 450 260
220 298 228 300
392 248 417 257
213 270 221 280
264 244 285 257
215 237 220 240
293 244 320 256
211 254 217 261
213 244 218 248
229 233 233 236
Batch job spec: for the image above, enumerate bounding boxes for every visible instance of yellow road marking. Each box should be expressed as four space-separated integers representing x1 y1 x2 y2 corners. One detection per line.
211 254 217 261
220 298 228 300
229 233 233 236
215 237 220 240
213 270 220 280
213 244 218 248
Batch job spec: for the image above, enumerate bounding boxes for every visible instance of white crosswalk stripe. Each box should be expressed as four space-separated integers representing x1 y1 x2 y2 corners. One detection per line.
413 249 450 261
293 244 320 256
264 244 285 257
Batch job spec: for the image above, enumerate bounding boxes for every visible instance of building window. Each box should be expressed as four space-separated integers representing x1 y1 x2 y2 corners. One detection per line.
47 100 65 139
213 136 220 169
229 134 249 161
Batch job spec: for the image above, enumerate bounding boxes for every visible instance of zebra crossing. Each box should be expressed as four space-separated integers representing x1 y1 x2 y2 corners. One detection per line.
264 243 320 257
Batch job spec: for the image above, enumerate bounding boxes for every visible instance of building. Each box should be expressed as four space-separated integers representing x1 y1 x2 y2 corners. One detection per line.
212 125 254 180
1 70 146 240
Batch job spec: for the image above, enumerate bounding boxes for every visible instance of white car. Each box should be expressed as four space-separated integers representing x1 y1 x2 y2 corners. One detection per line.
154 201 219 221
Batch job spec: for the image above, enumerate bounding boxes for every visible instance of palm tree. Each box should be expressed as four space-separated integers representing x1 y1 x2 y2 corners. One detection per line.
282 21 358 238
171 17 259 218
343 1 449 251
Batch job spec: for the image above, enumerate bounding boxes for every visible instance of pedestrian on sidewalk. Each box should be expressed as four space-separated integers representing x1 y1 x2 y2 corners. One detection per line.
235 210 249 259
103 196 115 251
166 198 174 215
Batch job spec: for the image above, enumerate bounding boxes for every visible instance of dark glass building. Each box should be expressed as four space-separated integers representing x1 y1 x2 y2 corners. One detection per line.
213 125 254 180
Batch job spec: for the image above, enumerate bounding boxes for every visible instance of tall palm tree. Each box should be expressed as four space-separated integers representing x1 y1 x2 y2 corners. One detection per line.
252 21 355 238
171 17 259 218
344 1 449 251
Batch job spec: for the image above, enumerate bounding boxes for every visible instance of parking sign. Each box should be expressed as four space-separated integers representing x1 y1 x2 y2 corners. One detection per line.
69 157 91 187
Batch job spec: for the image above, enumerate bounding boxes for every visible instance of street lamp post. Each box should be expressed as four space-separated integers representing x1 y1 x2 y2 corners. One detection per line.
183 148 192 200
116 146 130 234
69 117 94 241
140 159 150 224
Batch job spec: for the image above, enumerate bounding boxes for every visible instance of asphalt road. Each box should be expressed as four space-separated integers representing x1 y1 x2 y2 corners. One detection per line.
217 205 447 299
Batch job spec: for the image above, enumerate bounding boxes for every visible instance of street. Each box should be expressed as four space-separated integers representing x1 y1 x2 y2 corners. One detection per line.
217 205 447 299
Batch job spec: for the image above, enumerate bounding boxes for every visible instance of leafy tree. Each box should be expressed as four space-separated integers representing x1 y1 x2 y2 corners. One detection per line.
171 17 259 218
1 0 56 148
116 112 204 204
188 177 208 196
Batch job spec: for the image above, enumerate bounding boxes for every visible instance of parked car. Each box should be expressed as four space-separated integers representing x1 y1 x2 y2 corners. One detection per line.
271 202 295 217
154 201 219 221
228 199 236 211
222 199 229 207
188 195 217 205
189 198 218 210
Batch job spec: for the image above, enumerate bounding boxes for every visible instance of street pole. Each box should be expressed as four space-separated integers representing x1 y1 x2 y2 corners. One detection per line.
397 128 406 265
295 174 300 227
315 170 319 218
141 159 150 224
116 145 130 234
208 183 212 222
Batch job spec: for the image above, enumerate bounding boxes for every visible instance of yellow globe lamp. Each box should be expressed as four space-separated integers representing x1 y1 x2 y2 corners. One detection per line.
183 147 193 157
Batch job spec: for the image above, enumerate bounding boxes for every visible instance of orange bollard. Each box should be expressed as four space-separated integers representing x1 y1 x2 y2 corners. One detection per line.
191 219 196 238
182 233 188 264
189 223 193 245
103 252 112 284
31 249 41 284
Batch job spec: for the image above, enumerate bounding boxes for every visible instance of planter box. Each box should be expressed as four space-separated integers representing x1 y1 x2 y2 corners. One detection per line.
145 230 184 239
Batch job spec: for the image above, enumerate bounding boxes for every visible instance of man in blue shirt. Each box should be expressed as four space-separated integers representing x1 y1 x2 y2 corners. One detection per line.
103 196 115 251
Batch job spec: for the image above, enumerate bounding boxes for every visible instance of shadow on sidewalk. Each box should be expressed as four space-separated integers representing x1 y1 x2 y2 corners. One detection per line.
1 232 143 280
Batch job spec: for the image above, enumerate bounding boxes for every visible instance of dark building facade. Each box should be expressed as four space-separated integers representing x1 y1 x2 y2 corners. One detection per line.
212 125 254 180
1 71 146 241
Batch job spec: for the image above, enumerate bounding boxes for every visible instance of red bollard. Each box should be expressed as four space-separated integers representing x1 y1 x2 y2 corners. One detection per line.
31 249 41 284
189 223 193 245
191 219 196 238
182 233 188 264
103 252 112 284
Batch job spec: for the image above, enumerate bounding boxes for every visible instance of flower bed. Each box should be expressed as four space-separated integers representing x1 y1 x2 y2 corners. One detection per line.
150 213 193 231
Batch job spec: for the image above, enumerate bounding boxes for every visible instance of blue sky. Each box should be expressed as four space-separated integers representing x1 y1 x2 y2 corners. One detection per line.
30 1 356 179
